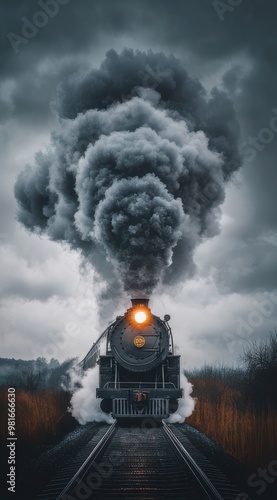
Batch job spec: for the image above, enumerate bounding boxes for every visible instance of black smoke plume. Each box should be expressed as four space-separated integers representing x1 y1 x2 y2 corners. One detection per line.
14 49 241 298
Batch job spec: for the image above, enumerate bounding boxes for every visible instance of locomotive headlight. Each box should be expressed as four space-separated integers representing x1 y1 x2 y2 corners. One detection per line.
134 311 147 324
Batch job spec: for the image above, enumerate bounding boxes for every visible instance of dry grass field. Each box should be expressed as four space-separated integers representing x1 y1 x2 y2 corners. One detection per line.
186 377 277 467
0 388 74 449
1 382 275 468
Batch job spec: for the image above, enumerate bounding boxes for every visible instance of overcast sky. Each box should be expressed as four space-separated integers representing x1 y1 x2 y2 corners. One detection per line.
1 0 277 368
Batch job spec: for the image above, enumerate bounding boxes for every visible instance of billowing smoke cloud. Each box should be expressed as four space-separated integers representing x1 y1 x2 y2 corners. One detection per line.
14 49 241 298
69 367 115 425
165 373 195 423
94 175 183 293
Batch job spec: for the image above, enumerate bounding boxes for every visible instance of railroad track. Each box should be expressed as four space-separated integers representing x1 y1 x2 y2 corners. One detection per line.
38 422 241 500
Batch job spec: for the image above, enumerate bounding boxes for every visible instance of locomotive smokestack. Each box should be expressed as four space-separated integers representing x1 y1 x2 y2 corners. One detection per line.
131 298 149 308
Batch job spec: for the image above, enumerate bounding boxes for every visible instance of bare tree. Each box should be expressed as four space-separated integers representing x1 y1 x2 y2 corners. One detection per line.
241 330 277 411
20 367 42 391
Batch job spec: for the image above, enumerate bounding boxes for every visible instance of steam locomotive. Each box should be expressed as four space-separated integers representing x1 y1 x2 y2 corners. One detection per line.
80 298 183 419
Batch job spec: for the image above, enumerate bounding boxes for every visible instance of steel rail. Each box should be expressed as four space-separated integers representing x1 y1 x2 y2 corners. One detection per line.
56 422 117 500
162 422 225 500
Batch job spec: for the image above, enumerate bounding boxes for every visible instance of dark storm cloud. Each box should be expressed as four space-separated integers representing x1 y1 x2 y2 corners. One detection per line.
2 0 277 298
14 49 241 297
0 58 87 126
220 239 277 294
3 0 276 68
0 276 65 301
2 0 276 130
199 217 277 296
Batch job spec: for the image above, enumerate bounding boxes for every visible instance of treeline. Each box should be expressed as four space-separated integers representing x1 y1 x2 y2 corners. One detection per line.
185 331 277 412
0 357 78 454
0 357 76 391
185 332 277 467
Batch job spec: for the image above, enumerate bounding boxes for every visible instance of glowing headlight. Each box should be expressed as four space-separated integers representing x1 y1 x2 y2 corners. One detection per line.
134 311 147 324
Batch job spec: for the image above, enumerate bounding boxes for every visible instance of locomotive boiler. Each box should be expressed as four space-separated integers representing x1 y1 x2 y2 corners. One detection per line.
80 298 183 419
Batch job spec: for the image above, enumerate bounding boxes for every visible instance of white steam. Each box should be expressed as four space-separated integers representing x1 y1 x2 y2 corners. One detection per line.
68 367 194 425
164 373 195 423
69 367 115 424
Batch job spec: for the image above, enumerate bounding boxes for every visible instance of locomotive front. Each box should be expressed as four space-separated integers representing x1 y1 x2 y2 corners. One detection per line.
110 298 169 373
95 298 183 419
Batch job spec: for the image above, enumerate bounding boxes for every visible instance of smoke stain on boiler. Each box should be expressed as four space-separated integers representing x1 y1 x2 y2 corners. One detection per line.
14 49 241 302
